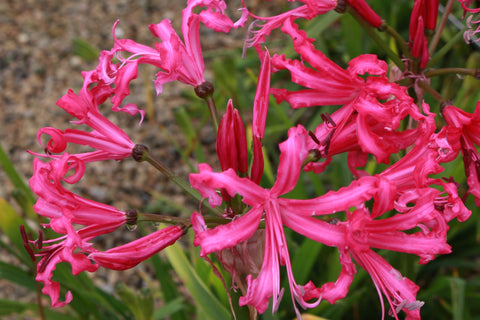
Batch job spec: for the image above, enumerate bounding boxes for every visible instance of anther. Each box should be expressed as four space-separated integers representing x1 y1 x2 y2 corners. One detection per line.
20 225 36 262
321 113 336 128
308 131 321 145
35 229 43 249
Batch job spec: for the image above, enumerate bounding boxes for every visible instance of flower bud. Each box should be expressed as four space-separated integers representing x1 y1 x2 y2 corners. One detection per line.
216 100 248 175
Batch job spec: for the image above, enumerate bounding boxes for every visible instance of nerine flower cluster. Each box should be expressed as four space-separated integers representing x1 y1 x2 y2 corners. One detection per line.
26 0 480 319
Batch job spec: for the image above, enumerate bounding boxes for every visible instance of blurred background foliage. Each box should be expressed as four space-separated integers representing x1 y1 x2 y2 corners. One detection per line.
1 0 480 319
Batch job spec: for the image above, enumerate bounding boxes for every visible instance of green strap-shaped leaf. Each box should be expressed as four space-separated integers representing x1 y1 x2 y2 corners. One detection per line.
0 143 35 218
0 199 34 267
116 283 154 320
449 277 466 320
0 261 36 291
153 297 185 320
163 242 231 320
0 299 75 320
150 254 189 320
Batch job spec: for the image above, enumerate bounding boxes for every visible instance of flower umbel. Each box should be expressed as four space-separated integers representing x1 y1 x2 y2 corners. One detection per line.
24 0 480 318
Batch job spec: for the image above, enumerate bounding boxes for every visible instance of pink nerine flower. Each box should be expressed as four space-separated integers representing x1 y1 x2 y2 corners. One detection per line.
191 126 320 315
30 155 126 234
29 154 184 307
190 130 452 318
443 103 480 205
346 0 383 28
453 1 480 42
191 118 453 318
377 103 470 223
110 0 247 95
271 19 423 168
243 0 337 48
89 226 184 270
60 68 144 122
457 0 480 14
34 69 138 163
29 154 126 307
34 223 183 307
464 15 480 43
34 228 101 308
277 172 451 319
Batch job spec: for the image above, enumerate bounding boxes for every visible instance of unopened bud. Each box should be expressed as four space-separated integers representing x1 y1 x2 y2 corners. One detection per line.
20 225 36 262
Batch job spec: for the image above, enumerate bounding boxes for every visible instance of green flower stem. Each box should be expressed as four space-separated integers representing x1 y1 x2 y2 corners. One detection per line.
138 213 229 228
429 0 455 55
0 143 35 205
194 81 219 132
138 213 189 224
204 95 219 132
427 28 466 68
417 80 448 104
382 24 412 60
395 78 413 87
347 7 404 70
424 68 480 78
36 278 46 320
133 145 223 216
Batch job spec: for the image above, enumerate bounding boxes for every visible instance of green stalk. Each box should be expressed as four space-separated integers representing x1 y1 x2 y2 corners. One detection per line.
194 81 219 132
424 68 480 78
204 95 219 132
417 80 448 104
429 0 456 55
137 213 189 224
382 24 412 59
138 213 231 229
427 29 466 68
347 7 404 70
132 145 223 216
0 143 35 205
36 275 45 320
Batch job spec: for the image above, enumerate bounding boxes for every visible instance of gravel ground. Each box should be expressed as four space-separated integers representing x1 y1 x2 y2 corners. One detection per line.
0 0 190 206
0 0 248 316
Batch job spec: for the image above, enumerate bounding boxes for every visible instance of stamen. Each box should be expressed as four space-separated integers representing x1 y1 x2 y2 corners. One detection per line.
243 20 260 58
321 112 336 128
308 131 321 145
20 225 36 262
37 245 63 273
35 229 44 249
